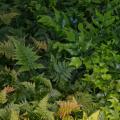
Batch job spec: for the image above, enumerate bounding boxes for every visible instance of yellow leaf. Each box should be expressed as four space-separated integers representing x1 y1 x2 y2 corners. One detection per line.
88 110 100 120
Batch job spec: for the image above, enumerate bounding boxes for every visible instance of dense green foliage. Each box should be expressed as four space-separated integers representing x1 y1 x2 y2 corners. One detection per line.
0 0 120 119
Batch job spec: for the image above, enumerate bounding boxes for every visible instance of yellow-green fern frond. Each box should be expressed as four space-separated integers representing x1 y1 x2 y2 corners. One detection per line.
34 95 54 120
10 109 20 120
0 12 19 25
0 40 15 59
0 90 7 104
32 37 48 51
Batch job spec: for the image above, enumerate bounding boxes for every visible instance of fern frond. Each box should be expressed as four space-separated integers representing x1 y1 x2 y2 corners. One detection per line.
10 37 44 72
32 37 48 51
49 89 62 98
33 75 52 90
20 82 35 92
75 92 97 114
0 108 8 120
0 40 15 59
15 81 35 101
34 95 54 120
0 90 7 104
0 12 19 25
50 56 72 82
10 109 20 120
3 85 15 94
0 67 18 82
57 96 80 119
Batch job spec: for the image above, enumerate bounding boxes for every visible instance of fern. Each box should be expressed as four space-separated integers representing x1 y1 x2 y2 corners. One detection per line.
33 75 52 90
32 37 48 52
0 40 15 59
0 103 20 120
10 37 44 72
0 12 19 25
34 95 54 120
10 109 20 120
50 56 72 82
0 67 18 88
57 96 80 119
0 90 7 104
14 81 35 101
74 92 97 115
0 108 8 120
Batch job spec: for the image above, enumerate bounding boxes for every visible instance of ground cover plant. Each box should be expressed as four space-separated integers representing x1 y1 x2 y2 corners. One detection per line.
0 0 120 119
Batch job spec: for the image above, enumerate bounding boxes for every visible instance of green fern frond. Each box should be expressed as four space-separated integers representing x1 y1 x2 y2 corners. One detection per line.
33 75 52 90
50 56 72 82
75 92 97 114
0 67 18 82
49 89 61 98
0 108 8 120
15 81 35 101
0 91 7 104
10 37 44 72
34 95 54 120
20 82 35 93
0 40 15 59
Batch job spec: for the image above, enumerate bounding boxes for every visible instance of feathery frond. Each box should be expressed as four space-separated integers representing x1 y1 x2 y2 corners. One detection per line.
32 37 48 51
0 40 14 59
11 37 44 72
34 95 54 120
57 96 80 119
0 12 19 25
0 90 7 104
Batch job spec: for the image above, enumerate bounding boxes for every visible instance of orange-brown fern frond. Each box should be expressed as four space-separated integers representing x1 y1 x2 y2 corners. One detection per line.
3 85 15 94
57 96 80 119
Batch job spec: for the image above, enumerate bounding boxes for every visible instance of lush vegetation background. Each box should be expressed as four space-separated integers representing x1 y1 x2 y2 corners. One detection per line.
0 0 120 119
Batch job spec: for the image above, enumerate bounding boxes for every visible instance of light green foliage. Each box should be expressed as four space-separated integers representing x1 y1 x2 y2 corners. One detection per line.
82 110 100 120
69 57 82 68
10 109 19 120
102 97 120 120
0 91 7 104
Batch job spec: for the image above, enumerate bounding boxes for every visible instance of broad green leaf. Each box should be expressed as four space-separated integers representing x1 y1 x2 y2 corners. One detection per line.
69 57 81 68
38 15 55 27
